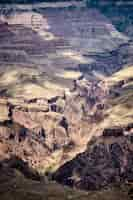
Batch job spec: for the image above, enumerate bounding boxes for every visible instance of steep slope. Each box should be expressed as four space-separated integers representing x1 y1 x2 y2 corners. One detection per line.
0 3 132 173
0 2 133 198
0 156 132 200
53 66 133 190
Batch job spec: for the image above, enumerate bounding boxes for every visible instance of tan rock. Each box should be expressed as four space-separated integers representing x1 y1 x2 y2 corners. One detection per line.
0 99 9 122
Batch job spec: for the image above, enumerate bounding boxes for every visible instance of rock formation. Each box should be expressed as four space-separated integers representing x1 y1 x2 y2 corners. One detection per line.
0 1 133 198
0 2 130 172
53 127 133 190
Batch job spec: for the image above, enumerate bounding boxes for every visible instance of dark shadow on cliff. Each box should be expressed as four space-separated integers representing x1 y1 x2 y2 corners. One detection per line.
53 128 133 191
0 155 41 181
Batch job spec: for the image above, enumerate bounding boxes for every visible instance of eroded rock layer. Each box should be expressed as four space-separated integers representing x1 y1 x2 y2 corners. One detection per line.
0 2 133 192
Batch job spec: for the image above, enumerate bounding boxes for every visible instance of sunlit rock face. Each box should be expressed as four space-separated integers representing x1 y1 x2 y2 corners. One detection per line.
0 4 131 99
0 1 133 174
53 63 133 190
0 4 131 80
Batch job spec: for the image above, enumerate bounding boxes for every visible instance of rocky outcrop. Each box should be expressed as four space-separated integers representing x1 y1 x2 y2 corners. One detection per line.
0 75 106 171
0 101 71 170
53 126 133 190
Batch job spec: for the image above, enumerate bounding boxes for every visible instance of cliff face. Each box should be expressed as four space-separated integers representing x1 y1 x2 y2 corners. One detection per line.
53 64 133 190
54 128 133 190
0 1 133 198
0 3 132 173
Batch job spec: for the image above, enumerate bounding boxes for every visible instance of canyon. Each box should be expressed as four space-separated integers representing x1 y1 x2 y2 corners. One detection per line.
0 1 133 200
